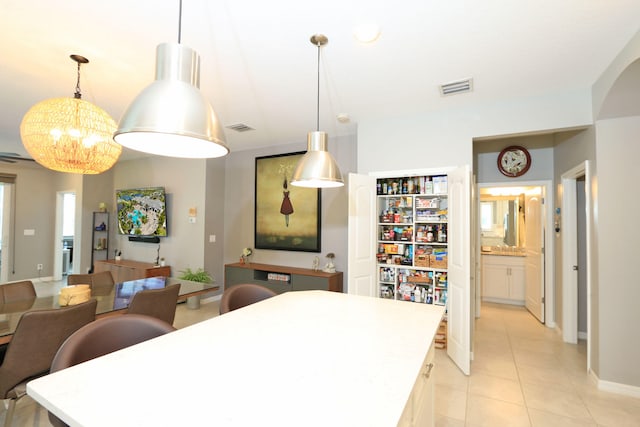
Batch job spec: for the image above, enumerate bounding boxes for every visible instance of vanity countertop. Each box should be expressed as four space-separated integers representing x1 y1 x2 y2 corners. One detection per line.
481 249 525 257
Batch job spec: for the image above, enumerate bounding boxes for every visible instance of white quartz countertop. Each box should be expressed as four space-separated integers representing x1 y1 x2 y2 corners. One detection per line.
28 291 445 427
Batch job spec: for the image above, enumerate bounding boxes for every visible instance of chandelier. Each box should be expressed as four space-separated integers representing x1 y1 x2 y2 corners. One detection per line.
20 55 121 174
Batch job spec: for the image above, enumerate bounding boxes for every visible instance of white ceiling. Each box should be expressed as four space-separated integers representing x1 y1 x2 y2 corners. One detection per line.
1 0 639 162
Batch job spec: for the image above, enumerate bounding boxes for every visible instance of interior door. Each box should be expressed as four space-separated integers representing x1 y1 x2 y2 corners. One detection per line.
524 192 544 322
447 165 471 375
347 173 377 297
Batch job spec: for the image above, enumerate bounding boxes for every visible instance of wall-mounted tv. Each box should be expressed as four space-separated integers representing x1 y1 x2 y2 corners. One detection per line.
116 187 167 238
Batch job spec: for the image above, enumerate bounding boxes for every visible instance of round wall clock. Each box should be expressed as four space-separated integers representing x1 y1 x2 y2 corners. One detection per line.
497 145 531 177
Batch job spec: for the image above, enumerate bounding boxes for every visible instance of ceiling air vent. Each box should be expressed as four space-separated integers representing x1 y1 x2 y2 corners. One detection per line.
226 123 254 132
439 78 473 96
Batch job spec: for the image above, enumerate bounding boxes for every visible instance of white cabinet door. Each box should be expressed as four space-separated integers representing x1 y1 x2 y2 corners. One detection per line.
398 345 436 427
483 262 509 299
482 255 525 304
509 263 526 301
413 346 435 427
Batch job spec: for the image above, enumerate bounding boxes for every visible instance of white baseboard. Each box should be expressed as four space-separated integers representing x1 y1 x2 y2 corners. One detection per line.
30 276 55 282
590 370 640 398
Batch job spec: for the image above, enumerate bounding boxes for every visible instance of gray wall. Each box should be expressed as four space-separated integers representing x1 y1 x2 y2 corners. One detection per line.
222 134 357 290
112 157 208 277
204 157 227 292
552 126 597 372
593 116 640 387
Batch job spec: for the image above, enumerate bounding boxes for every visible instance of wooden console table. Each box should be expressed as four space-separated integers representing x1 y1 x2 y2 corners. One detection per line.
94 259 171 284
224 262 343 293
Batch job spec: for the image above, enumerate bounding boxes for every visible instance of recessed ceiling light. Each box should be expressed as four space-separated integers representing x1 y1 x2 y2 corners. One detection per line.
353 21 381 43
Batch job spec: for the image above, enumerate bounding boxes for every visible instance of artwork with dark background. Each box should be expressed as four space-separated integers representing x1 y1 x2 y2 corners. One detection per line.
255 152 321 252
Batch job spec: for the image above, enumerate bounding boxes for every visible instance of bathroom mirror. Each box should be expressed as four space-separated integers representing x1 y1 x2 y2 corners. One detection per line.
480 194 525 248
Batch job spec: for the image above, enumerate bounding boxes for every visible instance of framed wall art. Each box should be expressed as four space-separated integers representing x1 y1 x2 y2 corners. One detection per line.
254 152 321 252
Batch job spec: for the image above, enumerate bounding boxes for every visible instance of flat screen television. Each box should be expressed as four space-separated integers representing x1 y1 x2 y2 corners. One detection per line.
116 187 167 238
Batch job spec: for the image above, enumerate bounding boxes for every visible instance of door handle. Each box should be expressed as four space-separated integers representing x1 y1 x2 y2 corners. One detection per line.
572 265 578 271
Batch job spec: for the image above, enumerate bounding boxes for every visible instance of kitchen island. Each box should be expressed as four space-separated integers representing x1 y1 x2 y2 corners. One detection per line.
28 291 445 427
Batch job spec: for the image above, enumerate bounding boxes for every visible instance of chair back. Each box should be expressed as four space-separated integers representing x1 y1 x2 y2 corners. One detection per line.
66 274 92 287
48 314 175 427
89 271 115 296
67 271 115 296
219 283 277 314
0 299 97 398
127 283 181 325
0 280 36 303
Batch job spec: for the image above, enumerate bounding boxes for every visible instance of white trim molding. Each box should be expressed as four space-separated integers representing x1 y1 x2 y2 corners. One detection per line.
590 370 640 399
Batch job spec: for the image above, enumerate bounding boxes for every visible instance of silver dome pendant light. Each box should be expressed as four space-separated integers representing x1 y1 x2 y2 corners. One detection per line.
114 0 229 158
291 34 344 188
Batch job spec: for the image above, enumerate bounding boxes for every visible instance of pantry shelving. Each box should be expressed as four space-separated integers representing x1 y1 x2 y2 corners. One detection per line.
376 174 449 348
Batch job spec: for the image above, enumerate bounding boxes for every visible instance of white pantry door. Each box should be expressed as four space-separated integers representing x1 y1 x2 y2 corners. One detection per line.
447 166 471 375
524 192 545 322
347 173 377 297
347 169 471 375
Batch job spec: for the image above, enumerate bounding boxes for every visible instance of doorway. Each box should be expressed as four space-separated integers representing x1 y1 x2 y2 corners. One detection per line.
54 191 76 280
561 161 592 370
476 181 554 326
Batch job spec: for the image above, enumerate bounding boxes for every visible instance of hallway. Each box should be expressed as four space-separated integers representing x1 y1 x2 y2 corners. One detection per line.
435 303 640 426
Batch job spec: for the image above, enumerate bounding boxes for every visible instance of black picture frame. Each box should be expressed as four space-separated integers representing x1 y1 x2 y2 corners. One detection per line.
254 152 321 252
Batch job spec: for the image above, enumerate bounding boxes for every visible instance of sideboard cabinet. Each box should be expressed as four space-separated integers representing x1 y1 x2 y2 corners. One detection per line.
224 262 343 294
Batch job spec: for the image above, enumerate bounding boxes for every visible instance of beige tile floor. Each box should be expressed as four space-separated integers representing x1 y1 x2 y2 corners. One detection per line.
2 289 639 426
436 302 640 427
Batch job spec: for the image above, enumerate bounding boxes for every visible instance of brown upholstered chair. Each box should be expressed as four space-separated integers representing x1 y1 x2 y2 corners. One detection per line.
88 271 115 296
48 314 176 427
219 283 277 315
67 271 115 296
127 283 181 325
66 274 93 286
0 299 97 427
0 280 36 303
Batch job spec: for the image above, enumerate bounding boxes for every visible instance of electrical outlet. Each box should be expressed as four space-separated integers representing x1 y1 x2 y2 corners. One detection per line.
37 263 43 271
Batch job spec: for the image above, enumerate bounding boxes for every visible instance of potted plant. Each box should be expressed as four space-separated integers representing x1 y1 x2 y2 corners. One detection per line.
240 247 253 264
178 267 213 310
178 267 213 283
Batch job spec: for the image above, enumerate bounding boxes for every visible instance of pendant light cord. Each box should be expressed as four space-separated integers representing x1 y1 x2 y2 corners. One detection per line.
177 0 183 43
316 42 320 131
74 61 82 99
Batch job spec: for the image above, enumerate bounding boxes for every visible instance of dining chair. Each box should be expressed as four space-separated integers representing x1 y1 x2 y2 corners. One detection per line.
0 280 36 303
66 273 93 286
0 299 97 427
89 271 115 296
219 283 277 315
67 271 115 296
48 314 176 427
126 283 181 325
